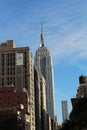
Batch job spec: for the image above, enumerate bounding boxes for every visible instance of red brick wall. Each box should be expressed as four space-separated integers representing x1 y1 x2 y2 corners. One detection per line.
0 87 28 112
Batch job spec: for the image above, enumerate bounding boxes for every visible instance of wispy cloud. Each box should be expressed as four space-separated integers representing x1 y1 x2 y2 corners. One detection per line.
40 2 87 65
0 0 87 66
48 26 87 64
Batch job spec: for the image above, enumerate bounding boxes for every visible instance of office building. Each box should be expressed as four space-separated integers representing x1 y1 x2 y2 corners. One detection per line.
0 40 35 130
34 67 47 130
40 74 47 130
35 25 55 119
62 101 69 122
34 67 41 130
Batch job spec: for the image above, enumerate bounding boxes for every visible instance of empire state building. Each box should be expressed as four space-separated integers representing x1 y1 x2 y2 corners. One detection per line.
35 25 55 119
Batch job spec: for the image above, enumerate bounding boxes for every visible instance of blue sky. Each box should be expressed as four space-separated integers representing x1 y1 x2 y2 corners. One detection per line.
0 0 87 123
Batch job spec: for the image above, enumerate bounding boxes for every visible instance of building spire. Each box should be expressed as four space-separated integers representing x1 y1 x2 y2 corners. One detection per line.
40 22 45 47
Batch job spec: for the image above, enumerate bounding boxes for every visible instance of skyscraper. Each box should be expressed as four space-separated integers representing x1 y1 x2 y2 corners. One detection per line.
35 24 55 119
0 40 35 130
62 101 69 122
34 67 41 130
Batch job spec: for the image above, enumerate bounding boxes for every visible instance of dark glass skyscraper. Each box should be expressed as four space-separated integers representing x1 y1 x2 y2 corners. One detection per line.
35 24 55 119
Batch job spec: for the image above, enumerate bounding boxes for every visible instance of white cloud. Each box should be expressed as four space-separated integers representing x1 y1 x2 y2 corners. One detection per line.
43 13 87 64
48 27 87 64
0 0 87 66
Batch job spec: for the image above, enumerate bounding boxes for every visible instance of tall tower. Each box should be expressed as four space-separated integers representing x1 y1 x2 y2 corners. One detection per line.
35 24 55 119
62 101 69 122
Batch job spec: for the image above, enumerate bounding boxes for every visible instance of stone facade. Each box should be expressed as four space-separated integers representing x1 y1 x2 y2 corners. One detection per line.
35 42 55 119
0 40 35 130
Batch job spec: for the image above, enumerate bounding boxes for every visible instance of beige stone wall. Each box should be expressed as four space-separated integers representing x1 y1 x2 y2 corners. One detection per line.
0 40 35 130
